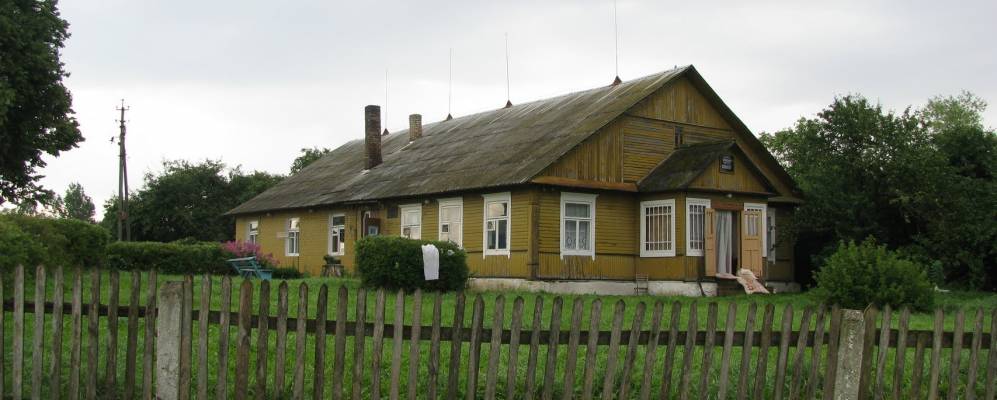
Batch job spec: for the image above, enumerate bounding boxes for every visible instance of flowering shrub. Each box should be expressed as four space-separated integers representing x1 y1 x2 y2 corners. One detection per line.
221 240 279 268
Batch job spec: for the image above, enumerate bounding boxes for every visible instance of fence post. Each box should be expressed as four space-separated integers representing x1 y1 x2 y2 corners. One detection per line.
156 281 184 400
832 309 866 400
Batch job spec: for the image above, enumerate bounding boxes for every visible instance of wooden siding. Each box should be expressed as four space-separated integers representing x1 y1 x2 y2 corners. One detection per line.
689 156 770 194
628 77 733 129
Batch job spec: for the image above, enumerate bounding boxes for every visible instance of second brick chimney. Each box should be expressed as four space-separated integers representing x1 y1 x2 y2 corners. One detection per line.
365 105 382 169
409 114 422 142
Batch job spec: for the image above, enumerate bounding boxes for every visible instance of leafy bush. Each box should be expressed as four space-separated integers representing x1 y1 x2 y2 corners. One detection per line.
271 267 304 280
106 241 230 275
221 240 279 267
0 214 109 268
0 219 46 271
814 239 935 311
356 236 468 292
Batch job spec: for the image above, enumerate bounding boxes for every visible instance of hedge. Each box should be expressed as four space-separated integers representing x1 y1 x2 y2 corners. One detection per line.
106 241 230 275
0 214 109 269
355 235 468 292
814 239 935 311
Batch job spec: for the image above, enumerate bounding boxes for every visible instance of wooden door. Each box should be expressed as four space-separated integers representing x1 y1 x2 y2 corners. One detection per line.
741 209 763 276
704 208 716 277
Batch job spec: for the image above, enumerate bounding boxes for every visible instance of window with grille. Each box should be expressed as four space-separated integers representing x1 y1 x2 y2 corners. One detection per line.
640 199 675 257
686 198 710 256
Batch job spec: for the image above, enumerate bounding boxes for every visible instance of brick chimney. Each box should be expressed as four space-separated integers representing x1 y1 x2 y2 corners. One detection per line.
408 114 422 141
365 105 382 169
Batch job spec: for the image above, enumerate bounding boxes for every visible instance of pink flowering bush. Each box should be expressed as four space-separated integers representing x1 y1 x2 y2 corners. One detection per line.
221 240 279 268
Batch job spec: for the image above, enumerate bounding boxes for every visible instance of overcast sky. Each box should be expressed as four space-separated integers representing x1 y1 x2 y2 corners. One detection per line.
40 0 996 212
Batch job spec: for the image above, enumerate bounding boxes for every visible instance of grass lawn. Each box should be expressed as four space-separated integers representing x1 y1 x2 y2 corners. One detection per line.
2 270 995 399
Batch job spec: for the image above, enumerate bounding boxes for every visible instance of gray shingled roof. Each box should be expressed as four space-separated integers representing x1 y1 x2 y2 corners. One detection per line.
637 141 736 192
227 66 690 215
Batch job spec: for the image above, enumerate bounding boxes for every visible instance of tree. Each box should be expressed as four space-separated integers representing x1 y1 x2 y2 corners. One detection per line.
290 147 332 174
0 0 83 205
60 182 94 222
99 160 284 242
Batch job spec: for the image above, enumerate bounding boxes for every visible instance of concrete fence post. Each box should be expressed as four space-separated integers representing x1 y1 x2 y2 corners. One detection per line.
833 309 866 400
156 281 184 400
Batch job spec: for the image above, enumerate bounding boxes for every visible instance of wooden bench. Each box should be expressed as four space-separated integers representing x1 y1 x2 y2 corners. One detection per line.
226 256 273 280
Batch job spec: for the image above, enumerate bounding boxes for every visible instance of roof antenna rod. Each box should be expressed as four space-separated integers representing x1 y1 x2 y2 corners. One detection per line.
446 48 454 120
383 68 389 135
504 32 513 108
612 0 622 85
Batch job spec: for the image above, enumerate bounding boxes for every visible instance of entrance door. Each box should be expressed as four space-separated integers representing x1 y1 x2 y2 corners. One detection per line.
741 209 764 276
715 211 734 275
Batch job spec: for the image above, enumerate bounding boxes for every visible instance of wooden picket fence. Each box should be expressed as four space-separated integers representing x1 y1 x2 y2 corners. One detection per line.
0 265 995 399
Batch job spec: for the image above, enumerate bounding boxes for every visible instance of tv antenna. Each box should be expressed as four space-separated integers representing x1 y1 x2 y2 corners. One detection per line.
115 99 131 241
504 32 513 108
383 68 389 135
612 0 622 85
447 48 454 120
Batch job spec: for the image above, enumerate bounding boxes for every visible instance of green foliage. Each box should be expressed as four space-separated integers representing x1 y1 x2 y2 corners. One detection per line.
814 239 935 311
0 219 46 271
99 160 284 242
0 214 109 269
60 182 95 222
290 147 332 174
355 236 468 292
0 0 82 205
271 267 305 280
105 241 230 275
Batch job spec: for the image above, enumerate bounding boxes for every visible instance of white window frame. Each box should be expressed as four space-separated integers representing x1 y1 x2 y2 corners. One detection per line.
399 204 422 239
247 220 259 244
560 192 597 259
328 213 346 256
685 198 711 257
640 199 676 257
482 192 511 258
438 197 463 247
744 203 768 252
285 217 300 256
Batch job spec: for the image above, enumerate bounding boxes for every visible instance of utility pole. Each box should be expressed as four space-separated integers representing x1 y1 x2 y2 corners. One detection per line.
116 100 131 241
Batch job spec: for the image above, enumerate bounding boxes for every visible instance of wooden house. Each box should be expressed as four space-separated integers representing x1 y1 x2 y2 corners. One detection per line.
226 66 804 295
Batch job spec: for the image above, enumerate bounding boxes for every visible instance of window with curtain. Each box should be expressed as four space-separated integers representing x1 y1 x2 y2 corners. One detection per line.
400 204 421 239
247 220 259 244
483 193 511 256
561 192 596 257
438 198 463 247
328 214 345 256
286 217 300 256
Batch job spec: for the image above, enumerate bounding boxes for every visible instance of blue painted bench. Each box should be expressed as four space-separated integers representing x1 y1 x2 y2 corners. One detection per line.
226 256 273 280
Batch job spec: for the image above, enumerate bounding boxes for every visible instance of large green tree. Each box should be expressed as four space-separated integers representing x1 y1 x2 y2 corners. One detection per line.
60 182 94 222
289 147 331 174
100 160 284 242
0 0 82 205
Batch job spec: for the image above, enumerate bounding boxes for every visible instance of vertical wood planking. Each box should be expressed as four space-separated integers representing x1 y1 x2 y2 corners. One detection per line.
445 293 466 399
540 297 563 400
405 290 423 400
13 265 24 399
927 309 944 400
660 301 683 399
197 276 211 400
370 289 387 400
965 308 984 400
717 303 738 400
234 280 253 400
875 305 893 400
678 302 699 400
525 297 543 399
256 281 271 400
86 269 100 400
581 299 603 400
294 284 309 400
806 307 827 400
858 307 879 400
984 308 997 400
772 304 794 400
31 265 46 400
427 294 443 400
559 298 584 400
105 270 120 395
752 304 776 399
124 271 141 399
947 309 966 400
216 276 231 400
313 285 328 400
50 267 65 400
601 300 627 400
274 282 289 396
506 297 526 399
619 302 646 400
485 295 506 400
69 269 83 400
350 288 367 400
333 286 349 400
697 302 718 400
910 332 928 399
788 307 813 400
143 271 158 400
893 308 911 400
466 295 486 400
389 291 405 400
822 306 843 400
638 302 665 400
180 275 193 400
735 303 757 400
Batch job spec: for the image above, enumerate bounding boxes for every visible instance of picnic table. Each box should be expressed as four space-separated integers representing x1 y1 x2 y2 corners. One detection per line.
226 256 273 280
